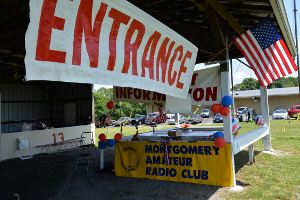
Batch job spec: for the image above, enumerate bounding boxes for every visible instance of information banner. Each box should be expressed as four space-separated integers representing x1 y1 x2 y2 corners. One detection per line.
115 141 233 187
25 0 198 99
189 66 221 105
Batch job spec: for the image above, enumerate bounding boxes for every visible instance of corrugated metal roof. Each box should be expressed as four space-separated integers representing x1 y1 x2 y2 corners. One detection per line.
233 87 299 98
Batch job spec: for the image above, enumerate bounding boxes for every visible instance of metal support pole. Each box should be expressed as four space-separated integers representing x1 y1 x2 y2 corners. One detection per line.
248 144 255 164
294 0 300 94
230 59 235 118
260 86 271 151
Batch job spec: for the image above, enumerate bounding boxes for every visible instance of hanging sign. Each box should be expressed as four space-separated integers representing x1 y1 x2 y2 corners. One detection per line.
189 66 221 105
115 141 233 187
25 0 198 99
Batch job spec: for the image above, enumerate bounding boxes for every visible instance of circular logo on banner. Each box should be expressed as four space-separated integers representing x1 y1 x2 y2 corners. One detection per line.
121 147 140 171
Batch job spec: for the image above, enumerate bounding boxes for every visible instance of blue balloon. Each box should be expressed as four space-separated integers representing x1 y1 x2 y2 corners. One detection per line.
107 139 115 147
214 131 224 139
222 95 233 107
99 141 107 149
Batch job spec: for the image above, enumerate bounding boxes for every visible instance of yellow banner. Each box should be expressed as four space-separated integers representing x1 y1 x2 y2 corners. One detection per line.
115 141 233 187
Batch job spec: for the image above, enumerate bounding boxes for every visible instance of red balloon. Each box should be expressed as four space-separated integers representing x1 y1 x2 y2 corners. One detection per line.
211 104 221 114
114 133 122 141
106 101 114 109
215 137 226 148
220 106 230 116
98 133 106 141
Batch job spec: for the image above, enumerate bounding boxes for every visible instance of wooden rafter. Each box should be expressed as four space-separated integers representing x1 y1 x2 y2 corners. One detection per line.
196 0 245 35
192 0 225 49
0 2 29 22
134 0 166 8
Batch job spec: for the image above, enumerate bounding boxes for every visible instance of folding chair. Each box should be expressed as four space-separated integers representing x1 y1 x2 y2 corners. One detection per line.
76 131 96 172
18 137 33 160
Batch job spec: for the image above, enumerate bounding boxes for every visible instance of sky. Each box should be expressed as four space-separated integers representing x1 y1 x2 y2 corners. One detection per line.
95 0 300 90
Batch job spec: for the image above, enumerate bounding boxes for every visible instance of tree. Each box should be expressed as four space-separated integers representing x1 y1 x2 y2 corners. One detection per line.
94 87 147 120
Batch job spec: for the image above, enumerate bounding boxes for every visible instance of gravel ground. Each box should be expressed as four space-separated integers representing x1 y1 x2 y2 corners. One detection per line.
0 148 248 200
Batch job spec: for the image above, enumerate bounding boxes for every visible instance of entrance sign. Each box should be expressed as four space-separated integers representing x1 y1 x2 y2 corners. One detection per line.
189 66 221 105
115 141 233 187
25 0 198 99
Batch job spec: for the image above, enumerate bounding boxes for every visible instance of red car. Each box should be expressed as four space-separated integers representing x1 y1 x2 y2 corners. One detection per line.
288 105 300 118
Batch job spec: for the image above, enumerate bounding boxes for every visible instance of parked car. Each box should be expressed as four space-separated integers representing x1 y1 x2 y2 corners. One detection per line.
288 105 300 118
187 115 203 124
274 107 287 112
166 114 174 119
236 107 248 117
145 112 166 125
213 113 223 123
272 110 288 120
238 109 248 122
200 109 212 118
95 116 115 127
168 115 187 125
249 108 257 119
114 117 130 126
130 115 146 125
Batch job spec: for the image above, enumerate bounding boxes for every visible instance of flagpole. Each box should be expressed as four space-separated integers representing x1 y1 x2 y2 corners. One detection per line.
294 0 300 93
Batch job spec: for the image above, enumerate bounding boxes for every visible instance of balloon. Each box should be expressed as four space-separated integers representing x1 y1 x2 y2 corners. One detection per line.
98 133 106 141
222 96 233 107
211 104 221 114
99 141 107 149
213 131 224 139
215 137 226 148
220 106 230 117
114 133 122 141
106 101 114 109
107 139 115 147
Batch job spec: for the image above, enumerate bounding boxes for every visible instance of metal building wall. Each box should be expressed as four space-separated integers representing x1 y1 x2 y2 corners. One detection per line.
1 82 92 133
1 83 49 133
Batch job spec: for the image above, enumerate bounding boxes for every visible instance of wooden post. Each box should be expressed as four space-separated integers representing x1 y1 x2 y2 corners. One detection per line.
260 86 271 150
248 144 255 164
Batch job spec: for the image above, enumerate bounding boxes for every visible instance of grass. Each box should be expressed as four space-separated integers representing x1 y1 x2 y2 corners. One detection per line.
95 119 300 199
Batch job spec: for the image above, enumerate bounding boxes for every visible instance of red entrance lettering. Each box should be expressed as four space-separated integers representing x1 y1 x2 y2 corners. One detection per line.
168 45 183 86
176 50 192 89
122 19 145 76
107 8 131 71
36 0 66 63
156 38 175 83
141 31 161 80
72 1 107 68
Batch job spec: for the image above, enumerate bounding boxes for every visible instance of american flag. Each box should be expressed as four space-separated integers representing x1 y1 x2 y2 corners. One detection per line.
234 16 298 87
154 102 167 123
232 119 242 137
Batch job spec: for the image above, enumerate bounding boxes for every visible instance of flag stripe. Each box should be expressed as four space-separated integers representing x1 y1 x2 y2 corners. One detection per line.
234 39 267 87
239 34 271 85
267 45 287 76
276 41 293 74
241 32 272 84
264 48 283 78
245 32 276 81
273 42 291 75
278 39 298 72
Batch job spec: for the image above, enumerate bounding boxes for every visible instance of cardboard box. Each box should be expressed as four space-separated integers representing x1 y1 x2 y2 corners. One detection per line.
167 130 182 136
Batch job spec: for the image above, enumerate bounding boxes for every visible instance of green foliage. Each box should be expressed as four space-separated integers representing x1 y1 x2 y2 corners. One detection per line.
94 87 146 120
233 77 299 91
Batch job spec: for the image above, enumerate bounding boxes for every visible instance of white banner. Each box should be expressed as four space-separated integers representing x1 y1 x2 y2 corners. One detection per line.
25 0 198 99
189 66 221 105
113 86 166 104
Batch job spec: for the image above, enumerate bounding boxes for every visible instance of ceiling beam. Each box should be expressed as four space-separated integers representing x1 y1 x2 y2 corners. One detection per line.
134 0 166 8
0 2 29 22
193 0 225 49
0 0 21 6
0 25 27 39
225 4 273 12
220 0 270 3
153 4 195 18
193 0 245 35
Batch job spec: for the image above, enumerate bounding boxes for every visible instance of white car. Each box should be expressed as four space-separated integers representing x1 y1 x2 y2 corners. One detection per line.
168 115 187 125
200 109 211 118
272 110 288 120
